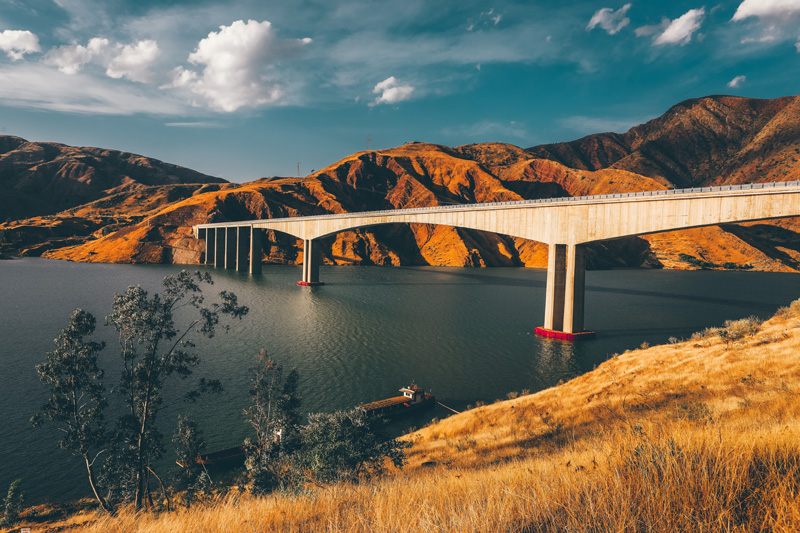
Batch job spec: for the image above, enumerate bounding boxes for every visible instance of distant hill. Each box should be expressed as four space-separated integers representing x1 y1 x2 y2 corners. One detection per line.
2 94 800 271
0 136 226 221
527 95 800 187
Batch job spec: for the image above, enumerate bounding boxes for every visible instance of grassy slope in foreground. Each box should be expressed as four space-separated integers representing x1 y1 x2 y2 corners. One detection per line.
8 305 800 532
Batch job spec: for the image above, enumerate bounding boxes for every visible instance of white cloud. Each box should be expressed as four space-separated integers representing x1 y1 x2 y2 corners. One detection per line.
587 4 632 35
0 30 41 60
796 39 800 51
172 19 312 112
741 35 778 43
653 8 705 45
731 1 800 48
106 40 160 82
0 62 184 115
44 38 158 82
732 0 800 21
635 20 669 37
727 75 747 87
44 37 109 74
370 76 415 106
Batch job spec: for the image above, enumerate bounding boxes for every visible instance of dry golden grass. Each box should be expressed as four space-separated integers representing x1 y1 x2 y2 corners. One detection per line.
8 303 800 532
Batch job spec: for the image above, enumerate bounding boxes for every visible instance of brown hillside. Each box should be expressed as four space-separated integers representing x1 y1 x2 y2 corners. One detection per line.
0 136 226 221
43 143 661 268
5 95 800 271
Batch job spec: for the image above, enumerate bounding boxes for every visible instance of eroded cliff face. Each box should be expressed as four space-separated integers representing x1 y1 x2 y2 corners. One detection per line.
4 94 800 271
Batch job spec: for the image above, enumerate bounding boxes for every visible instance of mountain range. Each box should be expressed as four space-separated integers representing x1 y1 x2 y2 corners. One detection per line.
1 94 799 270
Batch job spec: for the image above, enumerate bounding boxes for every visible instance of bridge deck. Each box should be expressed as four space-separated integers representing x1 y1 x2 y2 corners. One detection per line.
194 180 800 230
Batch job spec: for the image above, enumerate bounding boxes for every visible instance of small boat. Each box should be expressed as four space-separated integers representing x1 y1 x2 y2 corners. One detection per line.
197 446 246 466
357 384 435 417
176 446 246 468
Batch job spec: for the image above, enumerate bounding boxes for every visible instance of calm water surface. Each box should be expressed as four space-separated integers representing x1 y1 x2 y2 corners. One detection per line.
1 258 798 503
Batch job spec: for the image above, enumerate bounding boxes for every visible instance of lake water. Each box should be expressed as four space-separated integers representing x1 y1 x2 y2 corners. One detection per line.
2 257 798 503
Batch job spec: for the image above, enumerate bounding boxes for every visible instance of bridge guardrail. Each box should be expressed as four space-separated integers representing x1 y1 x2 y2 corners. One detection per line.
195 180 800 228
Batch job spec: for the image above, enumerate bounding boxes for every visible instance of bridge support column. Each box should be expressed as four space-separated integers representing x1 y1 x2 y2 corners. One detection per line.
214 228 225 267
298 239 324 286
250 227 262 275
202 228 214 265
236 227 249 272
224 227 237 270
563 244 586 334
543 244 567 331
536 243 594 341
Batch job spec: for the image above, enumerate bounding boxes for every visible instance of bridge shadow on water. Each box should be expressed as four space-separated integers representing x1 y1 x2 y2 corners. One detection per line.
585 284 776 310
320 266 778 311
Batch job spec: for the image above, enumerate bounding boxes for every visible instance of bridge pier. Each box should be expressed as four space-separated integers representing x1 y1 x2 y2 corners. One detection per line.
214 228 225 267
536 244 594 341
224 227 237 269
298 239 324 286
236 227 249 272
202 228 214 265
250 227 262 275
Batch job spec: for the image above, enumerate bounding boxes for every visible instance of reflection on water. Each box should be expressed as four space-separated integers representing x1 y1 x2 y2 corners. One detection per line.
532 339 579 391
1 258 798 503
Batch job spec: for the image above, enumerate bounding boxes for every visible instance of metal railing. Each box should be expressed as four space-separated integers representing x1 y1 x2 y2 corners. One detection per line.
196 180 800 228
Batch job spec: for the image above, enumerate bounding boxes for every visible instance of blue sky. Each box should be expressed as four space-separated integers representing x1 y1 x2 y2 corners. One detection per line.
0 0 798 182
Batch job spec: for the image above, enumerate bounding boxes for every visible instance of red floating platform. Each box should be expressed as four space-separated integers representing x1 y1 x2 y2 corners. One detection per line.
534 327 596 341
297 281 325 286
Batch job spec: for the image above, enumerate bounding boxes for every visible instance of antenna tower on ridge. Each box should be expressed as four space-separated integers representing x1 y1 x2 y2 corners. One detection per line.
297 162 301 178
366 134 372 150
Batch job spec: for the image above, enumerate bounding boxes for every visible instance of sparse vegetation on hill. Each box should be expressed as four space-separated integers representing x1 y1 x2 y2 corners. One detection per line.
8 300 800 532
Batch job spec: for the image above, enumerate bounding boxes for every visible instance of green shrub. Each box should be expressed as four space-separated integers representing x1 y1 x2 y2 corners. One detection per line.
722 262 753 270
297 409 409 484
678 253 717 269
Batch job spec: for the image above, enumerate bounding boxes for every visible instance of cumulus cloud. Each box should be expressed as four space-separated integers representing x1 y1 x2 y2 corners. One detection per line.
0 30 41 60
796 39 800 52
370 76 414 106
727 75 747 88
171 19 311 112
44 37 109 74
732 0 800 21
652 8 705 45
106 40 159 82
587 4 632 35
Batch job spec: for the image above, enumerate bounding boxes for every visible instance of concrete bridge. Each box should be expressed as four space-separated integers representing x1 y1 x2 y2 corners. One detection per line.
193 181 800 340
